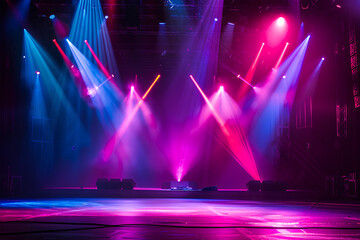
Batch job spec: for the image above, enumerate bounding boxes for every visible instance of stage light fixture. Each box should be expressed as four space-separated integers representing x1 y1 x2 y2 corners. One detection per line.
322 57 325 61
214 18 218 22
282 75 286 79
276 17 285 27
23 56 25 59
159 22 166 25
228 22 234 25
162 181 198 190
105 15 109 19
49 14 55 20
130 85 135 91
219 85 224 92
36 71 40 75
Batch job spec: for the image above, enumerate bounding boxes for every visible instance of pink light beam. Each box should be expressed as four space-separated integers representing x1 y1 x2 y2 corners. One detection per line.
101 75 161 161
190 75 229 136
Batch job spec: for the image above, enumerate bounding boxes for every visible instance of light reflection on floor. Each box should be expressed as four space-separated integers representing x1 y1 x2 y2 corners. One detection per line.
1 198 360 239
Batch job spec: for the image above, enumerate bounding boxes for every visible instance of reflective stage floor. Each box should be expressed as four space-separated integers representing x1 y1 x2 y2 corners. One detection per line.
1 198 360 239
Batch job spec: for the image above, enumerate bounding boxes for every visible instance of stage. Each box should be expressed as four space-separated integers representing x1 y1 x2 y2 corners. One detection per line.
8 187 324 202
1 198 360 239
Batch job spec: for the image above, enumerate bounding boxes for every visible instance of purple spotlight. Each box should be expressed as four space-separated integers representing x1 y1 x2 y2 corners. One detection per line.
322 57 325 61
214 18 218 22
282 75 286 79
131 85 135 92
228 22 234 25
219 85 224 92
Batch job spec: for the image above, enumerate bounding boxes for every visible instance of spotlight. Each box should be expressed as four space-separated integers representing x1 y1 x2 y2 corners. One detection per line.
228 22 234 25
219 85 224 92
286 42 289 45
22 56 25 59
159 22 166 25
276 17 285 27
237 74 241 78
49 14 55 20
336 4 341 8
282 75 286 79
85 87 97 97
214 18 218 22
130 85 134 91
111 74 115 78
84 39 88 43
105 15 109 19
35 71 40 75
322 57 325 61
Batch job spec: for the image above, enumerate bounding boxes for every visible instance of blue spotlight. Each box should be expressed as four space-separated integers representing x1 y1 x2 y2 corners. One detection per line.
49 14 55 20
159 22 166 25
214 18 218 22
105 15 109 19
36 71 40 75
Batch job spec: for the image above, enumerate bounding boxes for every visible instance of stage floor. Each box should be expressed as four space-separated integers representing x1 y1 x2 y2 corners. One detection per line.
1 198 360 239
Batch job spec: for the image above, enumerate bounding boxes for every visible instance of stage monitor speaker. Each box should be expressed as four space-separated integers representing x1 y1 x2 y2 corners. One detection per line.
261 180 287 191
202 186 218 191
109 179 122 190
246 180 261 192
96 178 109 190
122 179 136 190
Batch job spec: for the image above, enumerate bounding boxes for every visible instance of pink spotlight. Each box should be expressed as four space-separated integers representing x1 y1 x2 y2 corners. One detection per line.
36 71 40 75
276 17 286 27
322 57 325 61
266 17 288 47
219 85 224 92
131 85 135 91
